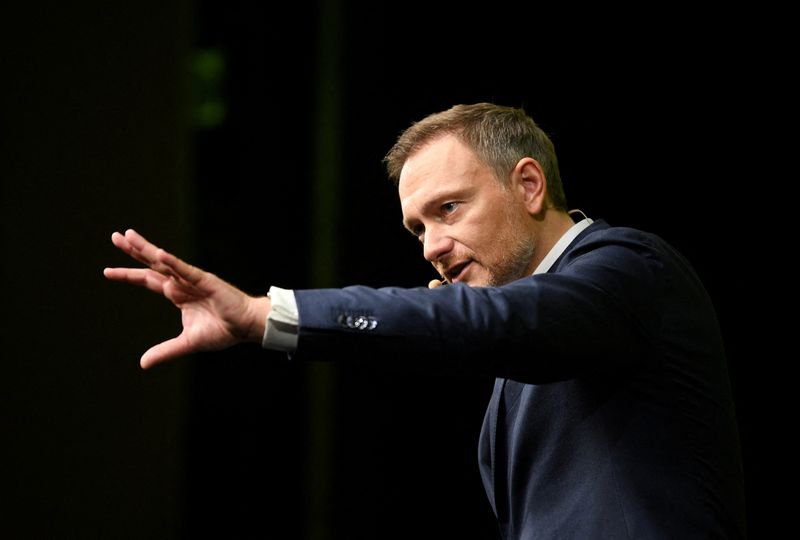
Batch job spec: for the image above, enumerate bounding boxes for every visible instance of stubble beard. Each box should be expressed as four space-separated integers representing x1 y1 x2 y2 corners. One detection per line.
485 200 536 287
486 232 535 286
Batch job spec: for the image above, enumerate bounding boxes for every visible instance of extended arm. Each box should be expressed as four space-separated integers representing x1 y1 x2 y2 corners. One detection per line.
103 229 271 369
291 227 666 382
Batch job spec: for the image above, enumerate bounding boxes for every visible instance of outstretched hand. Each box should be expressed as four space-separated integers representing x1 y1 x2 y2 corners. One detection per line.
104 229 270 369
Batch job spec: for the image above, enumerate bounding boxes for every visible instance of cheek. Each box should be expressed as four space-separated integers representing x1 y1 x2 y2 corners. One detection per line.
456 195 519 257
457 221 504 262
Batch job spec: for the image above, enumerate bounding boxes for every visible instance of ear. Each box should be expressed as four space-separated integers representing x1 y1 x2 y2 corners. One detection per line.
511 157 548 215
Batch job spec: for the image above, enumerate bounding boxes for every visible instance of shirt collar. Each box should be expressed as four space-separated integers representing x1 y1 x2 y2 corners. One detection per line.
533 215 593 275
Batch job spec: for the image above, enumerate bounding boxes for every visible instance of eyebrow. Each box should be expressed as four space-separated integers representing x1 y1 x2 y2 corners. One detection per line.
401 187 468 233
401 193 446 233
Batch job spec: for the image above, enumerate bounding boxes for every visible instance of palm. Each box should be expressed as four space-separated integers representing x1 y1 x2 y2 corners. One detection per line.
166 275 243 352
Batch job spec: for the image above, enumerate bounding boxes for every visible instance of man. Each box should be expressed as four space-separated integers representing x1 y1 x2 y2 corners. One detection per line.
105 103 746 538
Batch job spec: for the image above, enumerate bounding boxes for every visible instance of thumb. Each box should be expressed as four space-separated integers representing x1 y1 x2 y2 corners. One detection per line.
140 336 189 369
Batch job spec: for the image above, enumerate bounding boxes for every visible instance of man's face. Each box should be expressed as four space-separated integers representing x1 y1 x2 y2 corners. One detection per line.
398 135 536 287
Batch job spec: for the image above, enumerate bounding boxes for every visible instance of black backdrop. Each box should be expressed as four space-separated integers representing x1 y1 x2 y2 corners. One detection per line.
2 1 788 538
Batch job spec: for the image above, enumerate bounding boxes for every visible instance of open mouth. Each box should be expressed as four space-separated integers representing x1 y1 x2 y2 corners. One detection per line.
445 261 471 283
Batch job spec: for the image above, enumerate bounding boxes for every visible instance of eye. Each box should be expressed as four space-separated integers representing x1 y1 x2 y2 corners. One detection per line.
410 224 425 241
442 202 459 214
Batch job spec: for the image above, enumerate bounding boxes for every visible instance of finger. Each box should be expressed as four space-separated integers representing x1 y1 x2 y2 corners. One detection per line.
152 248 205 286
122 229 174 273
140 336 191 369
111 231 153 268
122 228 157 254
104 267 168 294
124 229 203 285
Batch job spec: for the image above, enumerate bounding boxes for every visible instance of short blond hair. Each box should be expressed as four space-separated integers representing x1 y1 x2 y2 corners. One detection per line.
383 103 567 210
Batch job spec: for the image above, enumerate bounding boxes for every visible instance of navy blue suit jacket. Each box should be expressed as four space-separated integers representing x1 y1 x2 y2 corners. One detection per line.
292 220 746 539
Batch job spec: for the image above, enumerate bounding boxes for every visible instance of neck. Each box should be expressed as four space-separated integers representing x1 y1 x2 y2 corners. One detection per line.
528 210 577 272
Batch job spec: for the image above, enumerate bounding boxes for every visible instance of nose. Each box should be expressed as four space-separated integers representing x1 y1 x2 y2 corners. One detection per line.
422 225 453 263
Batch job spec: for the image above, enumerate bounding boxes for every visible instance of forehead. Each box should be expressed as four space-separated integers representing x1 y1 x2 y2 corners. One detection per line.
398 135 487 209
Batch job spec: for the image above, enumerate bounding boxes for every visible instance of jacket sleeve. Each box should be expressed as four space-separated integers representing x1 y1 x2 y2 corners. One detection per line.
292 228 668 383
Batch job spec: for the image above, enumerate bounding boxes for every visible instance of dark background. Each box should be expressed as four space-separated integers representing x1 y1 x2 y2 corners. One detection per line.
2 1 789 538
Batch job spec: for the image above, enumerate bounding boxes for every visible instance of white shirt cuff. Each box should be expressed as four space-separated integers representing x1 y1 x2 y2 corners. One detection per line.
262 286 299 352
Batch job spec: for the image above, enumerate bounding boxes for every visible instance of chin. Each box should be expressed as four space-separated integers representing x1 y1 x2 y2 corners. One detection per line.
464 276 492 287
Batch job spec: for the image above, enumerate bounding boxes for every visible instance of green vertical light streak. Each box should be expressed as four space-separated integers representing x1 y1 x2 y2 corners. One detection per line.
307 0 342 539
